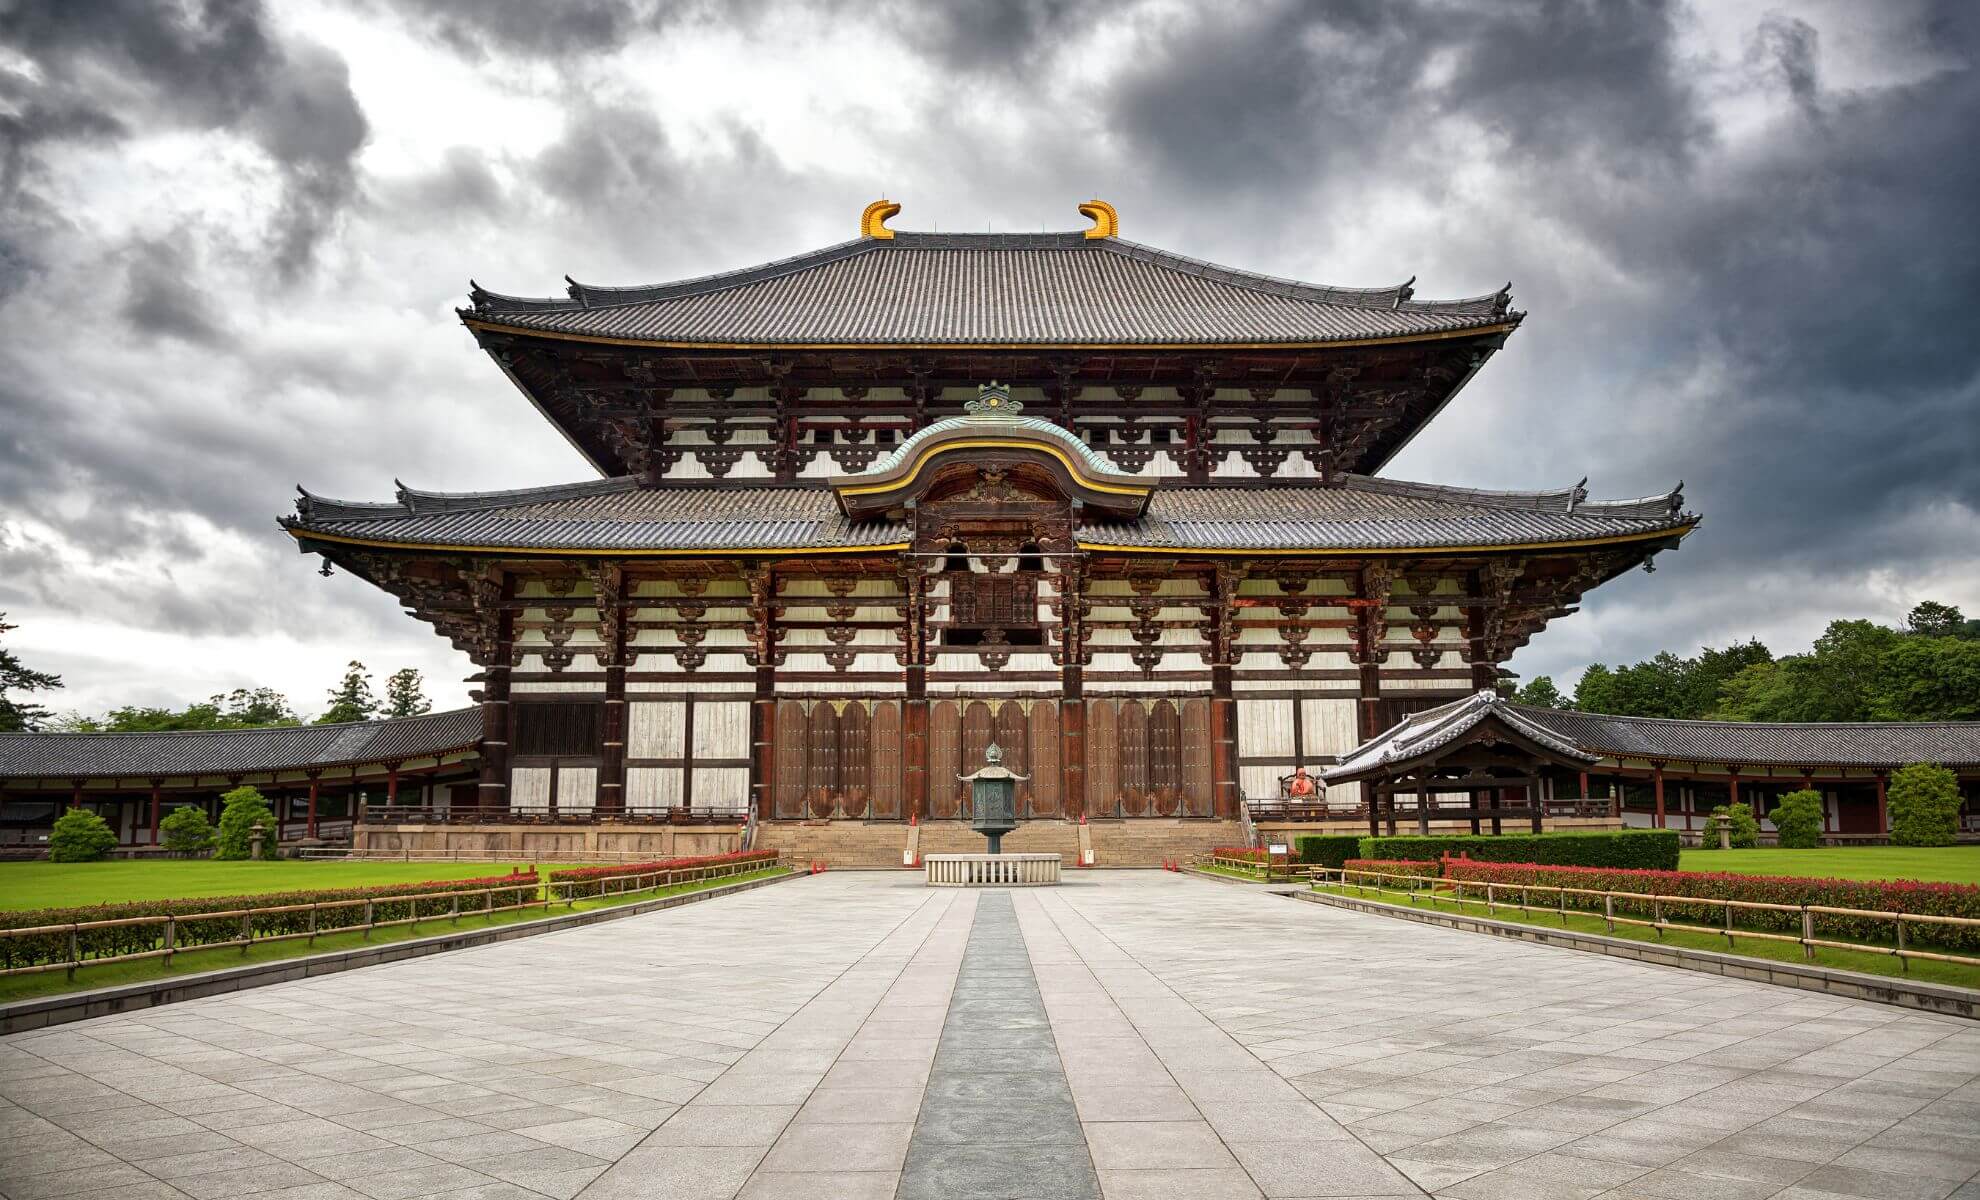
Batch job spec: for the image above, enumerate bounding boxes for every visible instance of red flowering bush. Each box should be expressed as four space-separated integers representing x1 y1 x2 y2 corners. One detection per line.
1212 847 1269 864
0 873 540 970
547 850 780 898
1341 858 1443 881
1442 860 1980 951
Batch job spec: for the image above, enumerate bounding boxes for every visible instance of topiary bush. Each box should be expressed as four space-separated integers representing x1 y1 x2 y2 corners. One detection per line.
48 809 118 862
159 805 215 857
1702 802 1759 849
1771 789 1824 849
1356 829 1680 871
215 786 278 860
1888 763 1962 847
1292 835 1361 868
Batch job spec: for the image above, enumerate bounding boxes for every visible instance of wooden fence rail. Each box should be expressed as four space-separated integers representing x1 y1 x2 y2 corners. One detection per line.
1310 867 1980 972
1 856 786 982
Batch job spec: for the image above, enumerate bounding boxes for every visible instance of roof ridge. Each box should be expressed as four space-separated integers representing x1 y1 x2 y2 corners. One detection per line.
292 477 638 522
1515 705 1980 731
0 708 479 742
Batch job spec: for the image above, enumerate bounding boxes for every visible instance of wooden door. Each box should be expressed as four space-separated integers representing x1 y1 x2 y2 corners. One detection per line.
870 701 902 819
1028 701 1060 818
1181 698 1212 816
996 703 1029 814
807 703 840 817
839 703 870 819
774 700 806 818
930 701 961 818
1149 700 1181 816
1087 699 1118 817
1118 700 1149 815
962 701 994 775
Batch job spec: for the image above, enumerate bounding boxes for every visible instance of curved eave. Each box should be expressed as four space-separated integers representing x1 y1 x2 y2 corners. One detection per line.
459 315 1523 353
286 520 1695 559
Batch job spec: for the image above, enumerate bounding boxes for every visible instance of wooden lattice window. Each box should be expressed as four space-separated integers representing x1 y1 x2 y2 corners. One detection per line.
512 702 599 758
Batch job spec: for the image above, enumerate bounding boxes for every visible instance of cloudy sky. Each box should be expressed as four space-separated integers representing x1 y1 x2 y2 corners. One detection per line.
2 0 1976 719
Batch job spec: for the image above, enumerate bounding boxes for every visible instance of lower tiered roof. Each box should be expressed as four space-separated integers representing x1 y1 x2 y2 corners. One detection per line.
0 709 481 780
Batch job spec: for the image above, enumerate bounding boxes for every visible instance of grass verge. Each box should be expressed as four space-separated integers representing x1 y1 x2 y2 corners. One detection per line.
0 861 582 909
1676 846 1980 884
0 866 794 1004
1311 881 1980 992
1193 863 1271 882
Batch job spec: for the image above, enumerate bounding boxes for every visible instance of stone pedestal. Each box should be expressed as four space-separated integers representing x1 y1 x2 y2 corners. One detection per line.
924 853 1062 886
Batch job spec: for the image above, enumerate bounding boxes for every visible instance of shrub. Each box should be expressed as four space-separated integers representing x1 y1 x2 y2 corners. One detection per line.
547 850 781 898
1212 846 1268 864
48 810 118 862
1441 859 1980 952
1340 858 1443 880
1888 763 1962 847
159 806 215 857
1771 790 1824 849
0 874 538 971
1292 835 1361 868
1702 802 1759 849
215 786 277 860
1357 830 1680 871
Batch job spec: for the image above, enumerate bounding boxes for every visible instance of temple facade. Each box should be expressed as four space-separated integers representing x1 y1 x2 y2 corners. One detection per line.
269 200 1696 858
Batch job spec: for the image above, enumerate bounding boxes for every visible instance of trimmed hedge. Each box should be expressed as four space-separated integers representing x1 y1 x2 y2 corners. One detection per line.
1442 860 1980 952
547 850 780 898
1342 858 1443 880
0 873 539 971
1212 847 1267 863
1292 835 1361 868
1357 830 1680 871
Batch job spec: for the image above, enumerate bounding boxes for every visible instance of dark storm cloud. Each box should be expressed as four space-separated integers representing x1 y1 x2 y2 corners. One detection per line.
0 0 368 283
119 237 225 345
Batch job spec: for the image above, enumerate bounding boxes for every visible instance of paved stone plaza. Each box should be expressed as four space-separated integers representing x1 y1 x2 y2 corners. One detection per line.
4 873 1978 1200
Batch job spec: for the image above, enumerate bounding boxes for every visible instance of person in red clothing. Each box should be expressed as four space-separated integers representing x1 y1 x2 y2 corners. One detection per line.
1287 766 1316 797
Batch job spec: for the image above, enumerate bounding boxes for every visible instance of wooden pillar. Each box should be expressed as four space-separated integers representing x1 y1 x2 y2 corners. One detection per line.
1060 697 1085 822
385 764 400 812
597 564 628 816
751 674 776 823
1529 781 1543 833
1652 765 1667 829
69 779 83 809
1416 780 1429 835
1469 789 1481 835
1489 787 1502 836
1875 772 1888 835
1579 770 1590 803
306 773 320 840
1384 788 1398 836
148 780 163 845
679 695 697 809
1368 784 1381 838
1728 768 1741 815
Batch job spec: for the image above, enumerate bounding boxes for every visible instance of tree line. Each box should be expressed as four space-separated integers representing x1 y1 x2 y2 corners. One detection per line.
1516 601 1980 722
0 618 435 732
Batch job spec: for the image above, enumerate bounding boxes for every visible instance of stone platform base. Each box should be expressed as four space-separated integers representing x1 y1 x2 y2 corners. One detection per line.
925 853 1062 886
356 822 743 861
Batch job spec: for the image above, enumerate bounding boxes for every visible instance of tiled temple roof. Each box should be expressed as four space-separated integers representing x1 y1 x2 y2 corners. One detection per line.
463 231 1520 347
0 709 482 781
1324 692 1599 783
1514 706 1980 769
282 475 1692 554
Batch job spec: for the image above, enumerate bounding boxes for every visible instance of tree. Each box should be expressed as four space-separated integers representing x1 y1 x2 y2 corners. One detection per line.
1905 601 1976 640
1870 637 1980 721
383 668 431 718
318 661 377 724
48 809 117 862
1513 677 1570 709
1772 789 1824 849
159 805 216 857
215 786 278 859
1570 641 1770 719
0 613 63 732
1887 763 1962 847
52 687 300 733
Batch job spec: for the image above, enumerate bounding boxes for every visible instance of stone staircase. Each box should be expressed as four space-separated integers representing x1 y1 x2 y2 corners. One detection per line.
1084 818 1245 867
916 820 1083 861
754 821 909 869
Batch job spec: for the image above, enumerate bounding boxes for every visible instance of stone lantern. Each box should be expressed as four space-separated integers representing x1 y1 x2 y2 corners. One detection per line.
959 743 1026 855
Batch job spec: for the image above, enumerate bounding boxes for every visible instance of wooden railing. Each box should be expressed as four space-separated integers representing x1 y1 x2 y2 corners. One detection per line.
1311 867 1980 972
1 856 788 983
359 804 748 826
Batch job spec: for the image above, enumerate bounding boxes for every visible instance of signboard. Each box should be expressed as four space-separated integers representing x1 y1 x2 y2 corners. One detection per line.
1267 843 1289 856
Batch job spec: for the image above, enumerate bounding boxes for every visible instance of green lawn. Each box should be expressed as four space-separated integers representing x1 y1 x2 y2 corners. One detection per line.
0 860 570 911
1313 881 1980 992
1678 846 1980 884
0 865 794 1003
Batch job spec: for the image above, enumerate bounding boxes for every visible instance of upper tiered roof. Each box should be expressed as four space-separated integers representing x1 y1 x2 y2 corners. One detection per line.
464 225 1519 349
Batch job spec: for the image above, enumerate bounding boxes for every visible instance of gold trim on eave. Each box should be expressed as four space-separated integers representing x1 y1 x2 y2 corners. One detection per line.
837 438 1151 499
460 317 1521 353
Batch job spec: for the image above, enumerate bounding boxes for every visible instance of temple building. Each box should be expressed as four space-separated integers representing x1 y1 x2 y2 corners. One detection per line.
265 200 1699 861
10 200 1973 860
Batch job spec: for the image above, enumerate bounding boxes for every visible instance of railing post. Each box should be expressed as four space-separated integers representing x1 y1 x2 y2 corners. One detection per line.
1485 883 1494 915
66 925 78 982
308 903 319 945
363 900 373 940
1603 894 1614 934
1723 900 1735 949
241 911 252 955
1896 916 1907 972
1801 907 1814 961
1652 898 1663 939
450 894 460 925
163 916 176 968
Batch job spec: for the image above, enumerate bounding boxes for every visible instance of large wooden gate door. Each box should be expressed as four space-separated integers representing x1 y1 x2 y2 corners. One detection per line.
870 702 902 820
1181 698 1213 816
806 704 840 817
774 700 806 818
1028 701 1060 818
1118 700 1149 816
930 701 961 818
1087 699 1118 817
995 704 1029 812
1149 700 1181 816
839 704 870 818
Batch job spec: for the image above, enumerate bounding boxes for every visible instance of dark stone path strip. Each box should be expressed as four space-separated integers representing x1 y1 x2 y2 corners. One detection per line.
898 891 1100 1200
